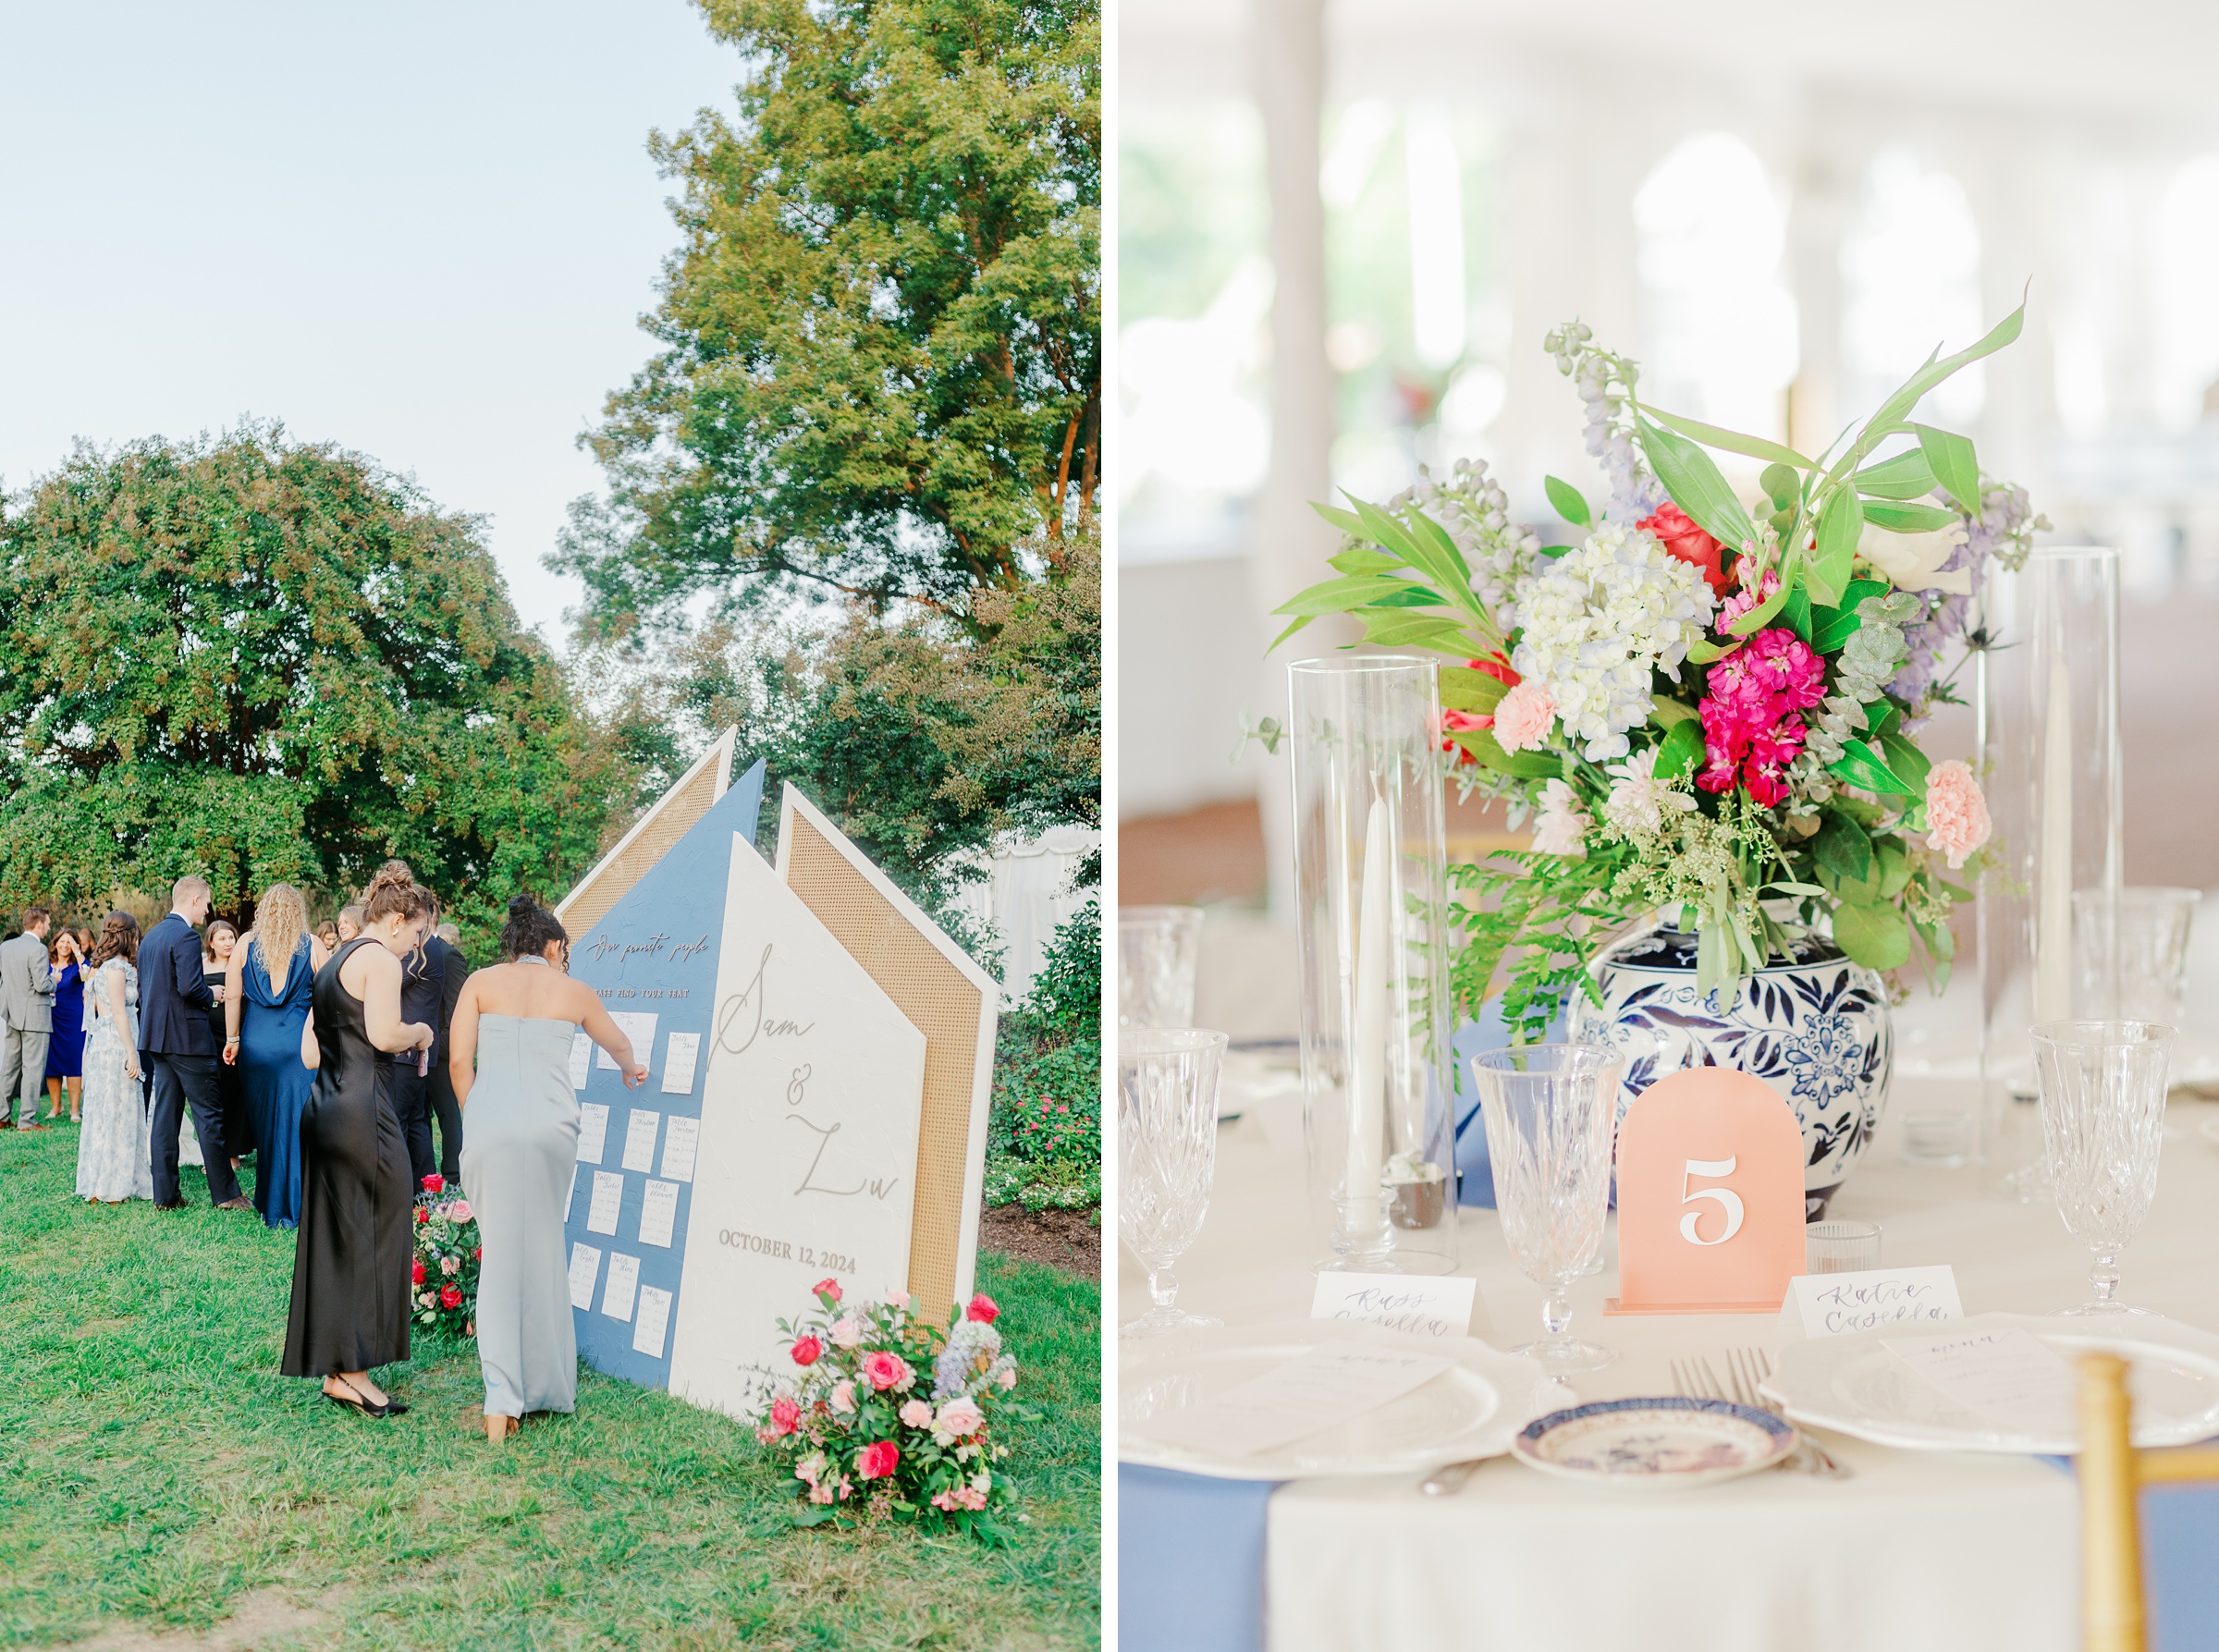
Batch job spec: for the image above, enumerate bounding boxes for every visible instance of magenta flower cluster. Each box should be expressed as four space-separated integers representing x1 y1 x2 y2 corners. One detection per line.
1697 628 1826 808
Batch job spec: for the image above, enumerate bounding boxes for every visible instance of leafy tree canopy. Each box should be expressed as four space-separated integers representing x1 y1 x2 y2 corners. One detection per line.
0 424 629 942
556 0 1101 635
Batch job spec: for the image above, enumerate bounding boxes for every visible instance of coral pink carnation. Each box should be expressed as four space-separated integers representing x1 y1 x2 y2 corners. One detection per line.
1924 760 1992 868
1491 679 1556 753
769 1396 802 1437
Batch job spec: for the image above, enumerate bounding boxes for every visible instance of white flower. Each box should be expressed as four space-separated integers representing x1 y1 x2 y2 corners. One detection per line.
1858 517 1972 594
1396 457 1545 627
1530 779 1591 856
1602 747 1697 837
1510 525 1715 760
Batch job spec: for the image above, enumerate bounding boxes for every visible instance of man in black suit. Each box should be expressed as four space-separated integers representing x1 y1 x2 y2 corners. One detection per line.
428 920 469 1182
141 875 248 1210
392 896 461 1190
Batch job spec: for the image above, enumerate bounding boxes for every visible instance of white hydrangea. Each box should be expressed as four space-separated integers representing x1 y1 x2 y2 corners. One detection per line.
1509 524 1715 761
1394 457 1545 628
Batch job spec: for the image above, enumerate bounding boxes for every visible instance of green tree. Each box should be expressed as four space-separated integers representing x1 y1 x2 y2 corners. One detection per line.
556 0 1101 632
0 424 630 943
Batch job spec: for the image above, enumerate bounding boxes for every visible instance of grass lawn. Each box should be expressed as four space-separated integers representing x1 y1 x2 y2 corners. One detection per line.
0 1128 1100 1650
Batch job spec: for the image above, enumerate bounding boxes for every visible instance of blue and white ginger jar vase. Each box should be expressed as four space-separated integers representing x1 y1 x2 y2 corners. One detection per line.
1571 922 1893 1220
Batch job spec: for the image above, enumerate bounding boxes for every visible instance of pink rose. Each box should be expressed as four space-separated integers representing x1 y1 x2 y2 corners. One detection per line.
769 1396 802 1437
814 1277 842 1303
791 1335 824 1367
887 1289 911 1311
934 1397 986 1439
964 1293 999 1326
899 1399 934 1427
829 1379 856 1414
854 1439 900 1481
1490 680 1556 754
1924 759 1992 869
830 1314 865 1349
446 1200 472 1224
440 1255 460 1276
1637 502 1732 595
861 1351 912 1391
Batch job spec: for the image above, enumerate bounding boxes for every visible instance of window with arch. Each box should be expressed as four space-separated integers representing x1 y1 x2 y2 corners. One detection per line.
1842 148 1984 426
2155 154 2219 429
1634 133 1799 442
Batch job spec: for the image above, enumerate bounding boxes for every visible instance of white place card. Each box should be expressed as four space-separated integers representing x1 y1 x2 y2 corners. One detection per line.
638 1178 680 1249
660 1031 701 1095
1309 1273 1480 1340
1882 1326 2075 1436
659 1114 699 1183
600 1011 658 1071
1146 1344 1452 1458
1784 1266 1965 1340
585 1170 624 1237
621 1107 661 1173
569 1032 593 1090
577 1102 610 1166
568 1242 602 1310
633 1284 674 1357
601 1251 641 1321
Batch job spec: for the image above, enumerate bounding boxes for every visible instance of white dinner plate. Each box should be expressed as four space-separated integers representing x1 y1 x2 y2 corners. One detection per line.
1763 1312 2219 1454
1512 1398 1796 1488
1118 1319 1552 1480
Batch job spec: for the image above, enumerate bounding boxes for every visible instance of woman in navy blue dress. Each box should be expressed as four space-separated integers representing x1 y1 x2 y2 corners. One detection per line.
43 930 86 1121
224 885 326 1230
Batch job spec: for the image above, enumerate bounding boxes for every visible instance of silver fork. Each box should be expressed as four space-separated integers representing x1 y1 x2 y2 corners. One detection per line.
1671 1352 1850 1479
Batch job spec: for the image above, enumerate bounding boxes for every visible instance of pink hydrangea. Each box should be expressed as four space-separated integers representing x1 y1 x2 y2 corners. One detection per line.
1491 679 1556 753
1925 760 1992 868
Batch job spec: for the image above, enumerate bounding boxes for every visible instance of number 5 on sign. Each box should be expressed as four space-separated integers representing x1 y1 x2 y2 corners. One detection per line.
1606 1070 1805 1315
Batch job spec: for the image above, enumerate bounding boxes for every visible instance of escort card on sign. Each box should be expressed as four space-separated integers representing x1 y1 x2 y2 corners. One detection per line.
1606 1068 1806 1315
664 832 928 1420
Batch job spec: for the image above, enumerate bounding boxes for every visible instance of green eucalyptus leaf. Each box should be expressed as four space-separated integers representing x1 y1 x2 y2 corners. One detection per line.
1913 423 1981 513
1544 475 1592 528
1637 416 1759 551
1860 499 1961 533
1848 448 1939 500
1833 899 1912 972
1653 716 1704 779
1644 406 1817 470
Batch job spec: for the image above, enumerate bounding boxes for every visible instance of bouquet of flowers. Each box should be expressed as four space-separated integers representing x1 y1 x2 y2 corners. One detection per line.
411 1174 481 1336
1273 301 2047 1038
753 1279 1024 1542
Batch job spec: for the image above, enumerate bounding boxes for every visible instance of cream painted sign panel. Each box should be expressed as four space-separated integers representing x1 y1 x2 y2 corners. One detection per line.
667 834 927 1419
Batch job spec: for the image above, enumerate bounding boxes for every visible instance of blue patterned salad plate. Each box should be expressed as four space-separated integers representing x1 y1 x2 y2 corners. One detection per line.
1512 1396 1796 1488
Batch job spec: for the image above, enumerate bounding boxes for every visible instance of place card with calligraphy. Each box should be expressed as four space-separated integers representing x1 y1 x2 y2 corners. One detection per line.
1606 1068 1806 1315
1309 1272 1482 1340
1783 1266 1964 1340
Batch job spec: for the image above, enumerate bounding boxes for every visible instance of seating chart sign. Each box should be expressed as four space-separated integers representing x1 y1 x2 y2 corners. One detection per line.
666 833 928 1419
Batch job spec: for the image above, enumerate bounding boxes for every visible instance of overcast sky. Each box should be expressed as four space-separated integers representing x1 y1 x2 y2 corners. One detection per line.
0 0 741 638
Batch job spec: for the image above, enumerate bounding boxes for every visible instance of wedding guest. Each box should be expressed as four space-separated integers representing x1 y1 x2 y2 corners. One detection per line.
226 884 326 1230
430 915 469 1181
77 913 152 1203
0 907 55 1131
315 920 340 953
142 876 248 1211
281 866 435 1417
43 929 87 1122
202 919 250 1174
435 923 462 948
374 863 451 1188
336 906 363 944
451 896 644 1442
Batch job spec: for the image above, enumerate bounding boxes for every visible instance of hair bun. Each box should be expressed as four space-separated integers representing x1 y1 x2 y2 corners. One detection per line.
509 894 537 916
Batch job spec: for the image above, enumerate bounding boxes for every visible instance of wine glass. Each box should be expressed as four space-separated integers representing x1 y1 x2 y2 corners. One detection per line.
2032 1020 2175 1315
1119 1028 1228 1336
1470 1044 1624 1374
1118 907 1204 1028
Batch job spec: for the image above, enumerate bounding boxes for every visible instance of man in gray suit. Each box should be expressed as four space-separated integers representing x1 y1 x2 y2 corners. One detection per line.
0 906 56 1131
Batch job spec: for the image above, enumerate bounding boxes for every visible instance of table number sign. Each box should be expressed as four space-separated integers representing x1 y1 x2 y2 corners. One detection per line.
1606 1068 1806 1315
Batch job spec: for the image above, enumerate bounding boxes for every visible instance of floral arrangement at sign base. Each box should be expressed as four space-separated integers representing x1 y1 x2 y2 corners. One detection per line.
411 1174 481 1336
753 1279 1028 1543
1271 299 2047 1204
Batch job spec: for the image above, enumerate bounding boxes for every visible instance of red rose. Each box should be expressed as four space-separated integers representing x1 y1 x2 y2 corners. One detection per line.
1465 654 1520 687
438 1284 463 1310
414 1207 429 1226
965 1293 999 1325
1637 503 1732 596
421 1173 446 1194
411 1259 427 1285
814 1277 842 1304
473 1246 482 1260
854 1438 900 1481
791 1335 824 1366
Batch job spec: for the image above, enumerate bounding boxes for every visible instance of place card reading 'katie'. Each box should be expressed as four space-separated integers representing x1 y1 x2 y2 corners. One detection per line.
1146 1345 1452 1458
1783 1266 1964 1340
1309 1273 1480 1340
1882 1326 2075 1436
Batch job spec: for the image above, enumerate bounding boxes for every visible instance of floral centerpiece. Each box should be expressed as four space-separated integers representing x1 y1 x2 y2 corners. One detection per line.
411 1174 481 1336
753 1279 1026 1542
1273 302 2045 1042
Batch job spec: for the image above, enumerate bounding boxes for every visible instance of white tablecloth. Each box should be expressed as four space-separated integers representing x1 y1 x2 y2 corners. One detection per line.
1120 1085 2219 1652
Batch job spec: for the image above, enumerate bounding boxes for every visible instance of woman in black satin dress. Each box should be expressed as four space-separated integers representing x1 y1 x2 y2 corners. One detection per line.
280 866 435 1417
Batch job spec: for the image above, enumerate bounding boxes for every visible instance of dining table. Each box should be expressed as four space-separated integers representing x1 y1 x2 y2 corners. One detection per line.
1118 1059 2219 1652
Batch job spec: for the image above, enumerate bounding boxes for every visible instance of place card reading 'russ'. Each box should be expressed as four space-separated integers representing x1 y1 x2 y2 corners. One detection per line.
1309 1272 1481 1340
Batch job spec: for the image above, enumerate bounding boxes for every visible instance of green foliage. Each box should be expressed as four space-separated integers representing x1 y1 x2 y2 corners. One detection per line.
558 0 1101 631
0 425 629 947
987 899 1101 1208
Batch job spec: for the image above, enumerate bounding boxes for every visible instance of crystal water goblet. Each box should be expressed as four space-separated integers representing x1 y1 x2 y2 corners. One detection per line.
2033 1020 2175 1315
1118 906 1204 1029
1470 1043 1624 1373
1119 1028 1228 1336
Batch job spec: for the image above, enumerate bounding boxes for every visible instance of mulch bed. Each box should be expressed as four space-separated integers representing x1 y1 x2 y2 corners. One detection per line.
980 1203 1100 1280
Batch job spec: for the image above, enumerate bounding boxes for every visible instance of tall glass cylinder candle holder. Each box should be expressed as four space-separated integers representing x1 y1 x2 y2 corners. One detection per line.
1978 547 2124 1196
1288 656 1459 1274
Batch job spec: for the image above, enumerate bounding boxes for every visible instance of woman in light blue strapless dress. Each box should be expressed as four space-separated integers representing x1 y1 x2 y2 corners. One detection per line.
450 897 646 1442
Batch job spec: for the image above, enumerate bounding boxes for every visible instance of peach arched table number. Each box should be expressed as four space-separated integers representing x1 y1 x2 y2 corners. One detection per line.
1604 1068 1808 1315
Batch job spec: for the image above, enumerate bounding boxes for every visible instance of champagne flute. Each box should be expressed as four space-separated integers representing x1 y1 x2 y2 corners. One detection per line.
1119 1028 1227 1336
2032 1020 2174 1315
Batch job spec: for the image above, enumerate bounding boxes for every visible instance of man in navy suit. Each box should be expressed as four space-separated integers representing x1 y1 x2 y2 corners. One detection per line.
141 875 247 1210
